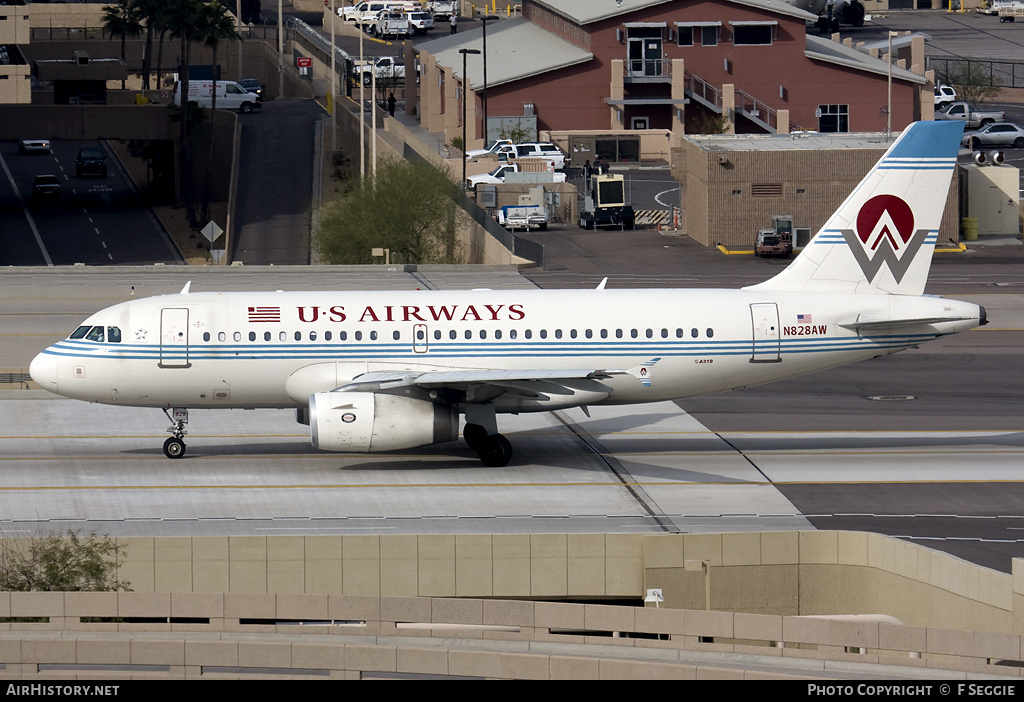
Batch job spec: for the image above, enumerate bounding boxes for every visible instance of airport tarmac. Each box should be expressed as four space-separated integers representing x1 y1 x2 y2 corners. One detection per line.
2 253 1022 573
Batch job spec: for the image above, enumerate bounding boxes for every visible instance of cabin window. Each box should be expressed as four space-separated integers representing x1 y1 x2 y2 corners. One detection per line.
555 329 563 339
707 328 714 338
106 327 121 343
509 329 518 339
434 330 441 340
525 330 533 339
631 329 638 339
465 330 472 340
310 331 317 341
691 328 699 338
570 329 577 339
294 332 301 341
280 332 287 342
585 329 593 339
601 329 608 339
339 331 347 341
676 328 684 338
324 331 332 341
234 332 242 342
203 332 211 342
540 330 548 339
495 330 503 339
219 332 226 342
265 332 272 341
70 326 90 339
616 329 623 339
355 331 363 341
450 330 457 340
480 330 487 339
85 326 104 342
661 329 668 338
393 331 401 340
370 331 378 341
248 332 256 342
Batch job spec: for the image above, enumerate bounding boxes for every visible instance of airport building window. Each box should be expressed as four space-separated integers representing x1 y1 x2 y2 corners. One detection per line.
818 104 849 133
731 22 775 46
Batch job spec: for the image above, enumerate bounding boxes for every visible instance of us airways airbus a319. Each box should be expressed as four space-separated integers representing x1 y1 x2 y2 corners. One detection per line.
31 121 985 467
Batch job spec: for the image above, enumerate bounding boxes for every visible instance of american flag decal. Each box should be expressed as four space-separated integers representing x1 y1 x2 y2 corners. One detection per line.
248 306 281 323
797 314 812 324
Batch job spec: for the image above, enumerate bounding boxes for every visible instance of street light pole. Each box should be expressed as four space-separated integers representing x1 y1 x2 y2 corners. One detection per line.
480 15 498 146
459 48 481 189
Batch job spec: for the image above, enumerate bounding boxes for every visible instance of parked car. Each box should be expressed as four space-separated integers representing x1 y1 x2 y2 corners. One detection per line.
76 147 108 178
407 10 435 35
962 121 1024 150
19 139 51 155
32 174 61 200
934 83 957 107
238 78 264 97
466 163 567 188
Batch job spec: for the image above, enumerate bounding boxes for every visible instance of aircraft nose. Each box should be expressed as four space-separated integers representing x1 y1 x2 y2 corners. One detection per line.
29 351 59 393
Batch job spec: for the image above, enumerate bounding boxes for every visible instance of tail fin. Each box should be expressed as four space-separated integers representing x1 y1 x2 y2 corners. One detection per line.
749 121 964 296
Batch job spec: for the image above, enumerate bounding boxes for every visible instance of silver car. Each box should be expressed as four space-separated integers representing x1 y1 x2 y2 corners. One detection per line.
961 122 1024 150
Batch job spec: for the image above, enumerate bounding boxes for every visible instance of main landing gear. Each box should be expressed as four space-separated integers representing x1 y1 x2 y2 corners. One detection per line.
162 407 188 459
463 423 513 467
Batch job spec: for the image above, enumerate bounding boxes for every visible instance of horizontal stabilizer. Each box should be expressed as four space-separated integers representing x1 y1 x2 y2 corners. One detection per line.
839 316 976 332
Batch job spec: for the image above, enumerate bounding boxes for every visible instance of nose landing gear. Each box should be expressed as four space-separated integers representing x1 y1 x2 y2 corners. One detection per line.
162 407 188 459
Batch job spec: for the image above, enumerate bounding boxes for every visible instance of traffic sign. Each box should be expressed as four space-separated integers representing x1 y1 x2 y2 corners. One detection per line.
297 57 312 68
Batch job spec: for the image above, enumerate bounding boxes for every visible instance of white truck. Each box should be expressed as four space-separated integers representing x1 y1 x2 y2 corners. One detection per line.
339 1 388 27
370 10 410 38
467 163 567 188
428 0 457 19
496 205 549 231
173 80 262 113
354 56 406 86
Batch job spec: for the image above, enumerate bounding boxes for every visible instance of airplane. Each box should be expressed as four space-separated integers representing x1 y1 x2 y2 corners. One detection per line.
30 120 984 467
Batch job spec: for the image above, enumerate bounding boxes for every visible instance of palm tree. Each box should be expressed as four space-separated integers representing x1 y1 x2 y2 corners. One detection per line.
164 0 206 222
198 1 242 223
133 0 164 91
102 0 143 90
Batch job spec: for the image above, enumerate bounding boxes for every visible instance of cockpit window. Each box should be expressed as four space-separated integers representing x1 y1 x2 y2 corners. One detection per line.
70 326 90 339
85 326 105 342
107 326 121 343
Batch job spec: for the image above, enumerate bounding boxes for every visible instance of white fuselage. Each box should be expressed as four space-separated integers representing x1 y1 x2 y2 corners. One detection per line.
31 287 981 412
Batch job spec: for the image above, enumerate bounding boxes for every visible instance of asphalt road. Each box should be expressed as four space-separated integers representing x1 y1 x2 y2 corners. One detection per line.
0 140 180 267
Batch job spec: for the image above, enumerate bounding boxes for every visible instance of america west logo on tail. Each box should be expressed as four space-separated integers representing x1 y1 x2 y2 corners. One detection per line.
841 194 930 285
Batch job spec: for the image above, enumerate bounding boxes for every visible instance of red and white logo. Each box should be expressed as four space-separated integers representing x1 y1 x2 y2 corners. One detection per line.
842 194 928 284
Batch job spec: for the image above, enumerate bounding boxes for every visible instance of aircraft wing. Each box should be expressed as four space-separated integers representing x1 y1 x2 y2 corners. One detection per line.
339 360 663 402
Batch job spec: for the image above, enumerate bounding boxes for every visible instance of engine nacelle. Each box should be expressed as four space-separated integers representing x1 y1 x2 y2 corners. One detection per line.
309 391 458 452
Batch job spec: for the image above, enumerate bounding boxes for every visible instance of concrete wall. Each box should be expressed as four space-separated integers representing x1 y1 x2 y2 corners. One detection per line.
11 531 1014 634
0 531 1022 679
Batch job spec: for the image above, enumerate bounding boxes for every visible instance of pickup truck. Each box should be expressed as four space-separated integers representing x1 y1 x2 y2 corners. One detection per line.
369 10 410 38
354 56 406 87
339 1 389 27
428 0 457 19
934 101 1005 129
497 205 549 231
467 163 568 188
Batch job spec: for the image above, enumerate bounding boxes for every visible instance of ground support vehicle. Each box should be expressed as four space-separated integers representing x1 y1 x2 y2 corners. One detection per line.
579 174 635 230
497 205 548 231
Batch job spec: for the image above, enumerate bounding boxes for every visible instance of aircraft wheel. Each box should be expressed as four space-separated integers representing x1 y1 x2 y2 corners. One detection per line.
463 423 487 449
163 437 186 459
477 434 513 467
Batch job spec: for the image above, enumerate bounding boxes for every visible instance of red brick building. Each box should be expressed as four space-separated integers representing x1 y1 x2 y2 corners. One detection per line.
416 0 931 154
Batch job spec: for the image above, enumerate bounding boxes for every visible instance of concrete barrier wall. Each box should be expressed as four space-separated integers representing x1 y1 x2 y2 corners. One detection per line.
0 590 1020 679
57 531 1021 634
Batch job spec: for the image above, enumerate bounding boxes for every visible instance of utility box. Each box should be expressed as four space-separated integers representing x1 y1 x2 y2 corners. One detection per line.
961 164 1020 237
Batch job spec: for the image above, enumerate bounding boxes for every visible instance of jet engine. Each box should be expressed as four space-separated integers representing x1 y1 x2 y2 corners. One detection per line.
309 391 458 452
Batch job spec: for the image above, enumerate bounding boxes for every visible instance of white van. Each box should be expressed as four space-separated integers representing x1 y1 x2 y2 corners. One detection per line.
173 80 262 113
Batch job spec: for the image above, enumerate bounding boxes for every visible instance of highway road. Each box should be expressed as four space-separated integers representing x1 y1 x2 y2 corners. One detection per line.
0 140 181 267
